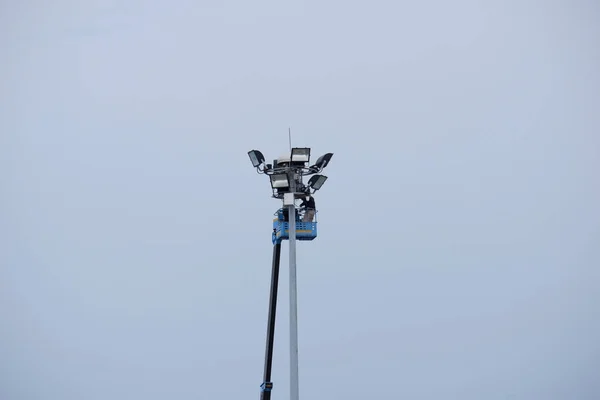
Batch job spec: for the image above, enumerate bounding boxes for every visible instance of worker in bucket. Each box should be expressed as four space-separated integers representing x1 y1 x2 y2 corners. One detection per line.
300 193 316 222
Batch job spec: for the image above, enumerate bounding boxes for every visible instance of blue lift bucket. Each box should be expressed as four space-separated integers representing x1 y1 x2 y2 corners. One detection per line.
272 208 317 244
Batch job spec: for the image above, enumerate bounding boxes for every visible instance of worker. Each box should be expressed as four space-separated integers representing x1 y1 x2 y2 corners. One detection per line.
300 194 316 222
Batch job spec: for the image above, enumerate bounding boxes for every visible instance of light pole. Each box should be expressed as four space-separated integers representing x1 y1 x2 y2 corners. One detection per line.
285 170 299 400
248 147 334 400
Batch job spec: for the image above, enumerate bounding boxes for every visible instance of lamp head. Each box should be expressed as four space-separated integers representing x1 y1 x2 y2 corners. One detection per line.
247 150 265 168
270 173 290 189
291 147 311 164
308 174 328 191
310 153 333 172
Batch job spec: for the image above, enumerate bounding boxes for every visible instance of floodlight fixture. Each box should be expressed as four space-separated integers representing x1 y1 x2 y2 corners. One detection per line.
270 173 290 189
248 150 265 168
307 174 328 191
310 153 333 172
291 147 311 163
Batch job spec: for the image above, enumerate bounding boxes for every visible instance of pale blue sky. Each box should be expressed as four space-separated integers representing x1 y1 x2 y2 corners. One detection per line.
2 1 599 399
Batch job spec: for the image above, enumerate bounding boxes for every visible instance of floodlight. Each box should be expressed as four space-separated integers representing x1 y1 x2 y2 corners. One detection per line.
291 147 311 163
308 174 328 191
310 153 333 171
248 150 265 168
270 173 290 189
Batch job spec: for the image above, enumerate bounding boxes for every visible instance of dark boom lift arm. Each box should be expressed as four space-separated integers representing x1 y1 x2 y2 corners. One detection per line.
260 242 282 399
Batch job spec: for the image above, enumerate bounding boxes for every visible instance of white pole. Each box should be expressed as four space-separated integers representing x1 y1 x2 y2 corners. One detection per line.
288 173 300 400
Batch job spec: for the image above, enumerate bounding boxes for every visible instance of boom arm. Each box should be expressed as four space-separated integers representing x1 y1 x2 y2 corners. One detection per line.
260 242 282 399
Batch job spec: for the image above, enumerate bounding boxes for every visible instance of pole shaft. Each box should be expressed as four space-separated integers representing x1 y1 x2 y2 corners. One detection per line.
288 172 300 400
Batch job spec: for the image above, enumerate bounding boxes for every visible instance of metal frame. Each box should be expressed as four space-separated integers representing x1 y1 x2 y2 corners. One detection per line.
251 148 334 199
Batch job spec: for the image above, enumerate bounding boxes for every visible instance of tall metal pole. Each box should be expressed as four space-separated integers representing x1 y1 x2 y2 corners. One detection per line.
288 170 300 400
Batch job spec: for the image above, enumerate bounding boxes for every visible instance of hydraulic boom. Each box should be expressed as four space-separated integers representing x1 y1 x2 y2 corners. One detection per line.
260 242 282 399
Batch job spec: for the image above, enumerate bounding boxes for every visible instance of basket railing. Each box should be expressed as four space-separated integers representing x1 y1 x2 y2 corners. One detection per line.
274 207 318 223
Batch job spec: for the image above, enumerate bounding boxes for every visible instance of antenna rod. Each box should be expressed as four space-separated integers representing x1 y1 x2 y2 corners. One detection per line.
288 127 292 152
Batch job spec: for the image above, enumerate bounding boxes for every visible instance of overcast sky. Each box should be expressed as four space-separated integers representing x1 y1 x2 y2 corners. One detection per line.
1 1 599 399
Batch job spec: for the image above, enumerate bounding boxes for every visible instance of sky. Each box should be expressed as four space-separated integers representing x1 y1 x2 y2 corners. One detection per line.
1 1 599 399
